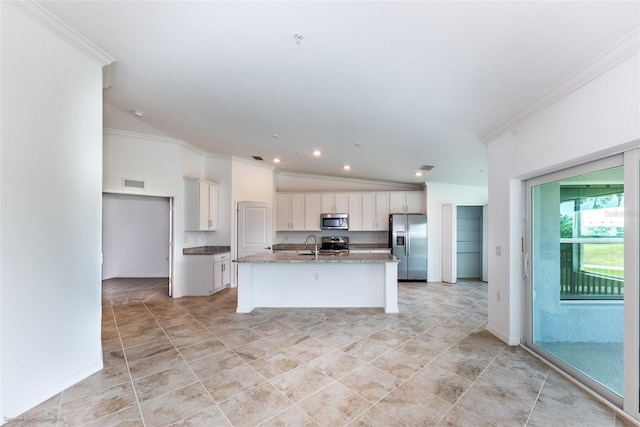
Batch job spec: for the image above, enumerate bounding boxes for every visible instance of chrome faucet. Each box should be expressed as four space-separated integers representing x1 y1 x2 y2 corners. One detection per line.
304 234 318 259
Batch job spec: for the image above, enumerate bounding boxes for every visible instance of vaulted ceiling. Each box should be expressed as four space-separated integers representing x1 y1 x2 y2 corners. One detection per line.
42 1 639 186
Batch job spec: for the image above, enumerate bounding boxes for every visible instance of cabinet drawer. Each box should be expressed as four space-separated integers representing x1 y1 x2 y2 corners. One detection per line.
213 253 230 262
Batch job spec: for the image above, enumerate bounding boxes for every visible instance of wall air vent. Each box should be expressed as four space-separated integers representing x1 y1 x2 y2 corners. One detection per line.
252 156 264 161
122 178 145 189
419 165 434 171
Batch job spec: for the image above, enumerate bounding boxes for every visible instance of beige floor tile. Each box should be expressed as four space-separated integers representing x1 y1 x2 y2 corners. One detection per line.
61 362 131 402
60 382 137 426
339 364 402 403
249 350 303 379
218 382 292 427
298 382 371 427
267 329 313 348
455 381 533 426
25 278 625 427
201 364 266 402
349 406 407 427
139 382 215 427
219 329 265 348
307 350 365 380
341 337 395 363
120 328 168 349
127 348 186 380
82 405 144 426
528 370 614 427
436 406 494 427
286 337 336 362
14 393 62 423
258 405 319 426
133 363 198 402
369 349 425 380
233 338 281 362
188 349 246 381
168 405 232 426
315 329 361 348
377 381 452 426
269 364 335 403
408 366 473 405
178 337 229 362
124 338 176 362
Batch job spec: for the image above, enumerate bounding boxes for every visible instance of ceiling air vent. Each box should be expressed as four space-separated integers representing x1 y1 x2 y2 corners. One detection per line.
252 156 264 161
122 178 145 189
419 165 434 171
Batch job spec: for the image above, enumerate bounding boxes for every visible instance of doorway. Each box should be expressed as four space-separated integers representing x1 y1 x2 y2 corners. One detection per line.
442 204 488 283
102 193 174 300
524 152 640 413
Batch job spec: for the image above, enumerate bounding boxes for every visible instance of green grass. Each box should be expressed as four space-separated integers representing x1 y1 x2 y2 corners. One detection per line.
582 243 624 278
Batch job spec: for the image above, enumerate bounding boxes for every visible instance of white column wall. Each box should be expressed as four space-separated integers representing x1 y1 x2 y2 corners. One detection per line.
487 53 640 345
1 2 106 418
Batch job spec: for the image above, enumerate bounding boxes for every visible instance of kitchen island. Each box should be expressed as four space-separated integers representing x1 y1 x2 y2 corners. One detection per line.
233 252 400 313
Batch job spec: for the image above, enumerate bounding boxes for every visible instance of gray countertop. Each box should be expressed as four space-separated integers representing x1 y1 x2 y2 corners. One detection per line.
233 252 399 264
183 246 231 255
272 243 389 251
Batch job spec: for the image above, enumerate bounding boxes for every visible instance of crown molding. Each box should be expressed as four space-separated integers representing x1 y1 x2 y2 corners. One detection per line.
482 28 640 145
103 129 208 156
275 170 423 191
8 0 115 66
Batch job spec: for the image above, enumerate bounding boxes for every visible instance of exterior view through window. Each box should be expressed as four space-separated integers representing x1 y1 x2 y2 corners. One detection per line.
530 164 624 399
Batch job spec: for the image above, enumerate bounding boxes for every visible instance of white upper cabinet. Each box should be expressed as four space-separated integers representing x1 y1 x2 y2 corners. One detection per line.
321 193 348 213
347 193 363 231
361 193 390 231
184 178 218 231
389 191 424 214
277 193 306 231
304 193 322 230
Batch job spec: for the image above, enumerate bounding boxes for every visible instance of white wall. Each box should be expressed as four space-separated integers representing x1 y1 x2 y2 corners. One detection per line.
102 194 170 279
487 52 640 345
425 183 488 282
1 2 108 419
103 130 206 297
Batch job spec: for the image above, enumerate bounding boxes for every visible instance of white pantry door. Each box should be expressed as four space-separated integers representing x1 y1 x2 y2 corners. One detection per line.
442 204 457 283
237 201 272 258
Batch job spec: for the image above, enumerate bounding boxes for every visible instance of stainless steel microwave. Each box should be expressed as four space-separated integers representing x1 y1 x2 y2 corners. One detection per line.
320 213 349 230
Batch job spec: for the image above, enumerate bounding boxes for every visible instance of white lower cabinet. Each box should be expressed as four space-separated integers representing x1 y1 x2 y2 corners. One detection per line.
183 252 231 296
213 253 231 292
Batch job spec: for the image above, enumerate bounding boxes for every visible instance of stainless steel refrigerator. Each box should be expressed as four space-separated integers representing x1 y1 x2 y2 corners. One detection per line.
389 214 427 281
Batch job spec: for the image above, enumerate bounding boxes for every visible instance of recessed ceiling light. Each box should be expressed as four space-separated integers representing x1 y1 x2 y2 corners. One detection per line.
343 165 351 170
354 143 364 147
313 150 321 157
272 134 280 138
273 158 281 163
415 171 423 177
133 110 144 117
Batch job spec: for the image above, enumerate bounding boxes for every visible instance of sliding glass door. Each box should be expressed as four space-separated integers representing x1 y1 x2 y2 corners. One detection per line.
525 152 639 413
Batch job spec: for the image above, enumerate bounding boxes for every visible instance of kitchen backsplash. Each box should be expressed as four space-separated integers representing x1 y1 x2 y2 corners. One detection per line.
275 230 388 245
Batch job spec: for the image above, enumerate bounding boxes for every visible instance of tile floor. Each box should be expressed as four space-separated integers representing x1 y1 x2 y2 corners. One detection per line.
17 279 638 426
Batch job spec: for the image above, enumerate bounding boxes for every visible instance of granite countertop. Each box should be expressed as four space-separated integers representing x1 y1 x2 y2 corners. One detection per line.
272 243 390 251
233 252 399 264
183 246 231 255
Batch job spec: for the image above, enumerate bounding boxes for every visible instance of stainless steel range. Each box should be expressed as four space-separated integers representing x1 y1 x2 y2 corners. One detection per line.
319 236 349 255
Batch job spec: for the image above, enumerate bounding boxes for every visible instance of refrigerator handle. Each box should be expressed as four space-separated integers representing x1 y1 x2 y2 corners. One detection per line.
406 225 410 257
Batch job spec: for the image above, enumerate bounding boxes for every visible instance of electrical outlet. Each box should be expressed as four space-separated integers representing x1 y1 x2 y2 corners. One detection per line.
496 246 502 256
496 291 501 302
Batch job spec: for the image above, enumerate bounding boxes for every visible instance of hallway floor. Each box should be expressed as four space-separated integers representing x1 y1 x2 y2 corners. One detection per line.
17 279 636 426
